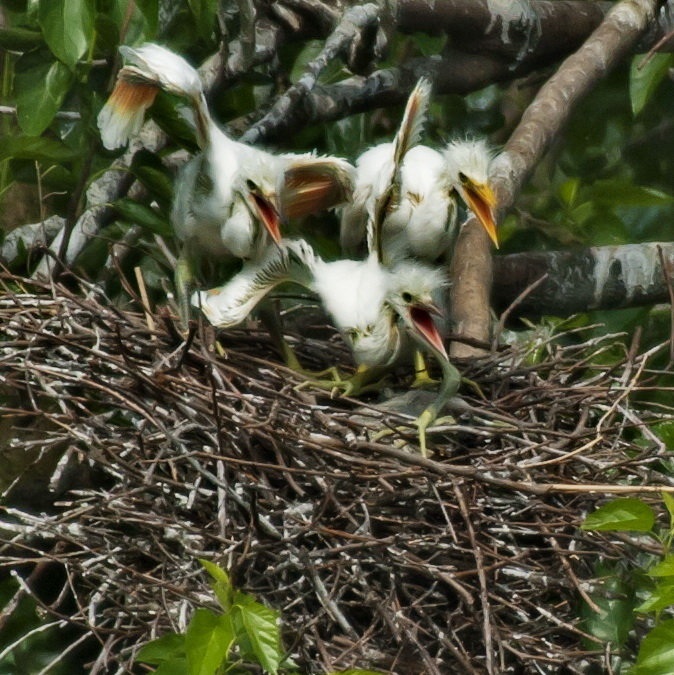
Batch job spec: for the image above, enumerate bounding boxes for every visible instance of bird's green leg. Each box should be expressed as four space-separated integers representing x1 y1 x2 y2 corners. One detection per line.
294 364 390 398
175 253 196 329
372 356 461 456
257 302 351 383
414 357 461 456
411 350 439 389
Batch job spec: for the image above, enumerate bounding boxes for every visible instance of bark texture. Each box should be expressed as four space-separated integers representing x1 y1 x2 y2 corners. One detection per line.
450 0 661 358
493 242 674 319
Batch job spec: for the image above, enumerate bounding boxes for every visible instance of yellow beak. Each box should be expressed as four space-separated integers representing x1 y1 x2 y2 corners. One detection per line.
461 180 499 249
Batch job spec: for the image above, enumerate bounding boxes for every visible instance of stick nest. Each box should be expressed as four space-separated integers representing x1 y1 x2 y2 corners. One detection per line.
0 272 671 674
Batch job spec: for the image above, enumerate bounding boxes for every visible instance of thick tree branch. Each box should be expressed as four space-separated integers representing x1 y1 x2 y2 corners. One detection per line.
493 242 674 318
241 3 380 145
449 0 660 359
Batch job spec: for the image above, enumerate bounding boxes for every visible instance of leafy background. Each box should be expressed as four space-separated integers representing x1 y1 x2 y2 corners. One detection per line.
2 0 674 672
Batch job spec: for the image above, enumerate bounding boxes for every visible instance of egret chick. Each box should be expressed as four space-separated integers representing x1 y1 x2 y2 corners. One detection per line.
98 43 354 322
443 138 499 248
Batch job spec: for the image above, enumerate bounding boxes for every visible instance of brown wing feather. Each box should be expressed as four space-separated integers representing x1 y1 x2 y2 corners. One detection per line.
280 160 354 219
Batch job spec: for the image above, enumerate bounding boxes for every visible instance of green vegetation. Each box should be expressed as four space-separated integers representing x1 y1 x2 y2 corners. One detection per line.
582 496 674 674
137 560 380 675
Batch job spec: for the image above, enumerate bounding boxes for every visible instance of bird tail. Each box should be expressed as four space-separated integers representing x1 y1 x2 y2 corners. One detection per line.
98 43 212 150
194 239 318 328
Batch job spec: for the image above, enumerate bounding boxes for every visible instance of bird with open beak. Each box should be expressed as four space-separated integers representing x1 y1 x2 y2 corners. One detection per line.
443 138 499 249
194 238 457 454
97 43 354 323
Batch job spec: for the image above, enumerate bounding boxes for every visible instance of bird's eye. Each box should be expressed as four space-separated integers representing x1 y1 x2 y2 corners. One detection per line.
246 179 257 190
401 291 413 303
458 171 468 184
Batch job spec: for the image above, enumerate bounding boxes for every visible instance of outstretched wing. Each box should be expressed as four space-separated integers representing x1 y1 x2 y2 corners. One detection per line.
279 156 355 220
97 43 212 150
193 239 318 327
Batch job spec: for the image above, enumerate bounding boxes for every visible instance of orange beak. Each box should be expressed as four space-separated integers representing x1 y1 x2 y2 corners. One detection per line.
410 303 448 360
461 180 499 248
248 187 282 245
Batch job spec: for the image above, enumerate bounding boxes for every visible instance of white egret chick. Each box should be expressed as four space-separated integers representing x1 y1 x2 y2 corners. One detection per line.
97 43 354 321
443 137 499 248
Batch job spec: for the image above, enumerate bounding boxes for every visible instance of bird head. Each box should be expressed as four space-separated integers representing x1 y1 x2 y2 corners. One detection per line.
245 179 282 245
444 139 499 248
386 261 449 361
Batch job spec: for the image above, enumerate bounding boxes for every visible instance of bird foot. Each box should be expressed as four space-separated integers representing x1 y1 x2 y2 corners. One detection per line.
411 370 440 390
294 366 388 398
370 411 456 457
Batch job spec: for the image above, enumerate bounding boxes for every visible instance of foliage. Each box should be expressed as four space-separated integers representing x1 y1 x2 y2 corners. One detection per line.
0 577 83 673
135 560 381 675
581 494 674 674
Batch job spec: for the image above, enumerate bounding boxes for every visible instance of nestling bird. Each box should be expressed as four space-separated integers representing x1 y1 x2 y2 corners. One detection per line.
340 79 499 265
195 237 458 455
97 43 354 322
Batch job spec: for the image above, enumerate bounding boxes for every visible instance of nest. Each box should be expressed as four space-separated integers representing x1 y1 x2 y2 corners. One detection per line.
0 271 672 674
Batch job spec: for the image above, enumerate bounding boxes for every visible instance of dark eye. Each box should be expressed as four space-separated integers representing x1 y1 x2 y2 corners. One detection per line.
402 291 413 303
246 179 257 190
458 171 468 184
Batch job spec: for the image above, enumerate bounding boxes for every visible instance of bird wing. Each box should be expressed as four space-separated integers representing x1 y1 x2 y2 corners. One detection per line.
369 77 432 262
392 77 432 170
193 239 317 327
97 43 212 150
279 156 355 220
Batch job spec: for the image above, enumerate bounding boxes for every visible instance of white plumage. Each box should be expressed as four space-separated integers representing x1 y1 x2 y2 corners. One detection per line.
97 43 354 322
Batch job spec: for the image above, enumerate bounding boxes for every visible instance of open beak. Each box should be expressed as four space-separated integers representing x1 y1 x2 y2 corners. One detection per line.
409 303 448 361
248 187 282 245
460 179 499 248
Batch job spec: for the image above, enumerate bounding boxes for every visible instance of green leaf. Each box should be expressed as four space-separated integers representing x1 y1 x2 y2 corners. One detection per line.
234 592 282 674
199 559 234 611
587 180 674 207
15 59 73 136
329 671 386 675
409 32 446 58
581 498 655 532
632 618 674 674
630 53 674 116
0 27 43 50
112 199 171 236
38 0 94 68
582 568 635 647
130 150 174 204
187 0 218 38
654 423 674 452
154 658 189 675
0 136 78 163
558 177 580 208
290 40 323 82
635 579 674 613
135 0 159 38
185 608 235 675
136 633 185 665
649 555 674 578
